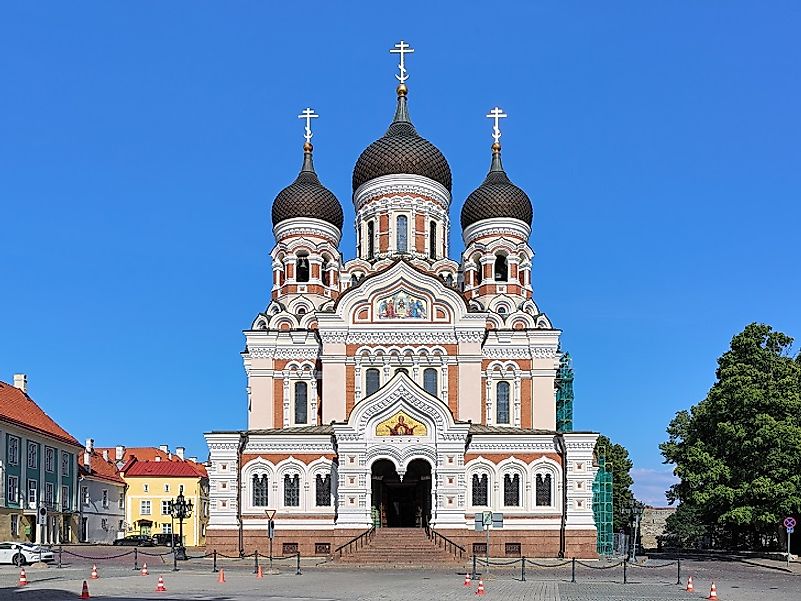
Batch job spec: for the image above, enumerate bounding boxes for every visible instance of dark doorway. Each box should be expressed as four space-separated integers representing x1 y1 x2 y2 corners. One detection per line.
371 459 431 528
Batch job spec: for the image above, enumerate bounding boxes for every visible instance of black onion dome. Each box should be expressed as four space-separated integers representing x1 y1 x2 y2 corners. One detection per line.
353 91 452 192
461 148 532 230
272 149 344 230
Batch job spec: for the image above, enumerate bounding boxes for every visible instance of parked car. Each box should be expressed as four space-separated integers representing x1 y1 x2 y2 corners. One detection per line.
112 535 154 547
151 533 182 547
0 542 55 566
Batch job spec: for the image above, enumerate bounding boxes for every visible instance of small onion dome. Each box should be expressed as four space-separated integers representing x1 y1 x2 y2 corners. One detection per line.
272 144 344 230
460 144 532 230
352 85 452 193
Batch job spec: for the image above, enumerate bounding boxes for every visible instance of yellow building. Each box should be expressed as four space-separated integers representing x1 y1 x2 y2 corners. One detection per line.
102 446 209 547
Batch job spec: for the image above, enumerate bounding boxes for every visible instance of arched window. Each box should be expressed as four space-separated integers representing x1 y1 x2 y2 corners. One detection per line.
365 368 381 397
283 474 300 507
474 255 483 285
296 252 310 283
252 475 268 506
350 274 357 288
396 215 408 253
315 474 331 507
423 368 438 397
294 382 308 425
497 305 507 315
535 473 552 506
472 474 488 506
496 381 510 424
367 221 375 260
494 254 508 282
445 273 454 287
321 257 330 287
504 473 520 506
429 220 437 259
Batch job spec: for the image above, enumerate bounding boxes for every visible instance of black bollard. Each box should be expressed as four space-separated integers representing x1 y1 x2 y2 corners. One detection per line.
133 547 138 571
173 545 178 572
254 550 259 574
571 557 576 583
677 558 682 585
213 550 218 573
472 554 477 580
57 545 62 569
521 556 526 582
295 552 302 575
623 559 627 584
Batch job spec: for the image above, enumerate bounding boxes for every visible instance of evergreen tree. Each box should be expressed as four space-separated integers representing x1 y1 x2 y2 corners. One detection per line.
660 323 801 548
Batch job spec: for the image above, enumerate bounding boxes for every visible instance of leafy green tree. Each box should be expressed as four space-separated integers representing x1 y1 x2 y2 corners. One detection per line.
660 323 801 548
595 434 634 532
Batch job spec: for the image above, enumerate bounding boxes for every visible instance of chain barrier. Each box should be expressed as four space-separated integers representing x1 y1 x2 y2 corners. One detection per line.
137 550 174 557
627 561 678 569
525 558 572 568
61 549 134 560
575 559 624 569
475 557 523 567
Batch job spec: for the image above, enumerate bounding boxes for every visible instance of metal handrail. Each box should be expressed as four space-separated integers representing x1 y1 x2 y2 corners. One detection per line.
425 525 466 559
334 526 375 557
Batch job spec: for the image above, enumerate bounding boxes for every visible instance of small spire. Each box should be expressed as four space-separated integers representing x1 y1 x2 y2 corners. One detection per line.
486 107 508 175
297 107 319 176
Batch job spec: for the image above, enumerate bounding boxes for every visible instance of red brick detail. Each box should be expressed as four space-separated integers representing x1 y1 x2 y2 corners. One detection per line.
345 365 355 416
273 378 283 427
464 453 562 465
448 365 459 419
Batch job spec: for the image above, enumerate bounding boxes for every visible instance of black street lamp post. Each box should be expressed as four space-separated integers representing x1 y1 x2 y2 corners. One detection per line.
169 491 193 561
625 500 645 562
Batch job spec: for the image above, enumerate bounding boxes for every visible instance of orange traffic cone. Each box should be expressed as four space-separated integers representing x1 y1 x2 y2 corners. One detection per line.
155 576 166 592
464 572 472 586
18 568 28 586
475 578 485 595
91 564 99 579
686 576 694 592
141 563 148 576
256 565 264 578
708 582 718 599
218 568 226 583
80 580 91 599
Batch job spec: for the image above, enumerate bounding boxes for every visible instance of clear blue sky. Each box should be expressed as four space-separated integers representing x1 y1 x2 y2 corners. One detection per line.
2 3 799 504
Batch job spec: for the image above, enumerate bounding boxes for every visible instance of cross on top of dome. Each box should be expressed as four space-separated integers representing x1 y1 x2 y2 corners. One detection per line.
298 107 318 147
390 40 414 84
487 107 508 147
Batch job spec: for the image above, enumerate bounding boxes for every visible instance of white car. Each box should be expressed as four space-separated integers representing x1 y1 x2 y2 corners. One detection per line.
0 542 55 566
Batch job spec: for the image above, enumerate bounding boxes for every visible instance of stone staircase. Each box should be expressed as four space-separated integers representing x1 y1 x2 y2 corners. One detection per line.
337 527 463 567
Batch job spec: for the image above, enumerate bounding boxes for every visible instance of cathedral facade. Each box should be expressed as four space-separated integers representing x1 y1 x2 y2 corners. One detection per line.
205 47 599 559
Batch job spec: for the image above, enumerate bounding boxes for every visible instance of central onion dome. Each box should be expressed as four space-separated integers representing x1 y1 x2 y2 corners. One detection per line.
461 143 532 230
272 143 344 230
352 85 452 193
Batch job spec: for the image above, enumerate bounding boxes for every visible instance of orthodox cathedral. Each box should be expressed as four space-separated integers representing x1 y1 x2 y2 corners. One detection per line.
205 42 599 560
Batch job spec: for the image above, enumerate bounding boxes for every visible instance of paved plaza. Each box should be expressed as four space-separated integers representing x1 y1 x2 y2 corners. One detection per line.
0 554 799 601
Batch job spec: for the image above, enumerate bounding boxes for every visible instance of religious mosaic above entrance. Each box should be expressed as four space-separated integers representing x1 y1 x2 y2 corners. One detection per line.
376 290 427 320
375 411 427 437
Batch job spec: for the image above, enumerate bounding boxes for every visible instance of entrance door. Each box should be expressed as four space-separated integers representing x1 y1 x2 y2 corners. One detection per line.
371 459 431 527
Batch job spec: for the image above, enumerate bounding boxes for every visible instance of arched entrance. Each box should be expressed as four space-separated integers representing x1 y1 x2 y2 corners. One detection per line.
371 458 431 528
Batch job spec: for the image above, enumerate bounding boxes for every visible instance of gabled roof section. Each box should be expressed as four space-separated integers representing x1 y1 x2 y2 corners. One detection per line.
0 381 82 447
79 450 125 484
123 459 208 478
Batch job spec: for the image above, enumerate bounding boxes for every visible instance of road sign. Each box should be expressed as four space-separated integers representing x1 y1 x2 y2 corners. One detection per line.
784 517 796 529
473 515 483 532
788 527 794 534
482 511 493 526
492 512 504 528
36 505 47 526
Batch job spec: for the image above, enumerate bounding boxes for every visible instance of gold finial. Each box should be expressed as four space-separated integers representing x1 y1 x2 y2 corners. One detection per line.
492 142 501 152
304 142 313 152
396 83 408 97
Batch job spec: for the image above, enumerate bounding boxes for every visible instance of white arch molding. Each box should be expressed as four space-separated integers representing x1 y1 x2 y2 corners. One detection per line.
332 372 469 529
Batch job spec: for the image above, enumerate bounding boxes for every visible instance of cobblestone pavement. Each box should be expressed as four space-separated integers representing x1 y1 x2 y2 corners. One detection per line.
0 559 798 600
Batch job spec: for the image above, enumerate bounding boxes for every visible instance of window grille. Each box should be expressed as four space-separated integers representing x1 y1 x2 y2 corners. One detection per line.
472 474 488 506
535 473 552 506
396 215 408 252
284 474 300 507
429 220 437 258
367 221 375 260
252 475 268 506
365 368 380 397
423 368 438 397
504 473 520 506
315 474 331 506
294 382 308 424
496 381 510 424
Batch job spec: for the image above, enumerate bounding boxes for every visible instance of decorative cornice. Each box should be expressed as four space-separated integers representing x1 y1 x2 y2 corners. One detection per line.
272 217 341 245
354 174 451 211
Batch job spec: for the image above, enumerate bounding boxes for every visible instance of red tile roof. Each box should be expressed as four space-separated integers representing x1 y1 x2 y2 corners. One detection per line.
123 460 207 478
79 450 125 484
0 381 82 447
95 446 208 478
